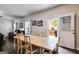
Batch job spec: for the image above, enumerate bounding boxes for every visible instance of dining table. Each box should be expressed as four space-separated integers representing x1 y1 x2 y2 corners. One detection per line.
14 34 59 52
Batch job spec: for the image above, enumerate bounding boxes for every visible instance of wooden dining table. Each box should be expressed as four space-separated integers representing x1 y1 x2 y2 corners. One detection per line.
14 34 58 52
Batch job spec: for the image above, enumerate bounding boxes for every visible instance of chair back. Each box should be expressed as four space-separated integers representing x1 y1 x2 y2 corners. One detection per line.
25 35 32 53
25 35 31 44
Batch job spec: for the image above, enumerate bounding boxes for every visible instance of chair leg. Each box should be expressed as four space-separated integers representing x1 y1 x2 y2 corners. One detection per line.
20 47 22 54
17 46 19 54
40 48 45 53
25 44 32 54
39 48 45 54
14 39 16 49
49 51 53 54
17 43 20 54
39 48 42 53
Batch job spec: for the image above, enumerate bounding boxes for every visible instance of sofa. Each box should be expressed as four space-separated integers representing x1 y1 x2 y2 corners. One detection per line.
0 33 4 50
8 32 15 41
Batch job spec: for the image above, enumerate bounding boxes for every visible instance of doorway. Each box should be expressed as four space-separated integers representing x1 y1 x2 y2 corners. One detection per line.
59 14 75 49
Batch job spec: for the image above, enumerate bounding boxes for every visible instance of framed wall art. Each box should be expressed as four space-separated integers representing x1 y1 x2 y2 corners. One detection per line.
32 20 36 26
37 20 43 26
19 23 23 28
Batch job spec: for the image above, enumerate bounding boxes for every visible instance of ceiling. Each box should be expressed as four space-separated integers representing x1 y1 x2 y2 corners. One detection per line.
0 4 60 18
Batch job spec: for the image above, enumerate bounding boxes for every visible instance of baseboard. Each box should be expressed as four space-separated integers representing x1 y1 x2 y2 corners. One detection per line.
60 46 79 54
60 46 75 51
76 48 79 51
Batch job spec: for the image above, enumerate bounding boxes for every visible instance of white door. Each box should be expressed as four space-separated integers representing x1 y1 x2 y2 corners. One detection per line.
25 21 30 35
14 22 18 33
14 23 16 32
59 14 75 49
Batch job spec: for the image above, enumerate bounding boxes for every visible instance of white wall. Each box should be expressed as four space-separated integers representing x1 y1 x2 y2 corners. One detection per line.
24 5 79 50
0 19 12 36
23 16 49 37
13 18 25 32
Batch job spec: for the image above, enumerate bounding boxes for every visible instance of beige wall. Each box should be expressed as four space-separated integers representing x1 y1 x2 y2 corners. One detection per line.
24 4 79 50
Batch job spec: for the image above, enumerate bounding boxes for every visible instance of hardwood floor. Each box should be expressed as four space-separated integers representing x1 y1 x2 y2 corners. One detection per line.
59 47 77 54
0 38 78 54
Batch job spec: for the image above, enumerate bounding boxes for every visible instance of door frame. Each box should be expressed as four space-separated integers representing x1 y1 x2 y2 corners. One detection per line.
58 13 76 49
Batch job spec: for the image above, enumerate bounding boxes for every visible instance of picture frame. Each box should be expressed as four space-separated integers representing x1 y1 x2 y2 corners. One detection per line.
37 20 43 26
32 20 36 26
19 23 23 28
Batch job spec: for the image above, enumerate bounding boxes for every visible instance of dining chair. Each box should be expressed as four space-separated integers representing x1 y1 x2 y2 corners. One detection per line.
15 34 39 54
14 33 23 54
14 34 17 50
15 35 31 54
25 36 39 54
16 38 21 54
14 33 26 54
14 33 19 48
19 34 25 54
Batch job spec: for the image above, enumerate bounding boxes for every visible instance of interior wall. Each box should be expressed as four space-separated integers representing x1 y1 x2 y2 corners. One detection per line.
23 15 49 36
0 19 12 36
13 18 25 32
24 4 79 50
